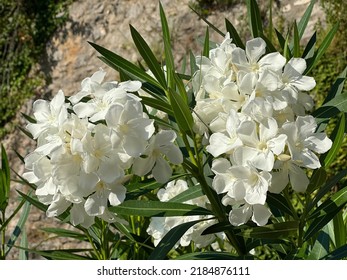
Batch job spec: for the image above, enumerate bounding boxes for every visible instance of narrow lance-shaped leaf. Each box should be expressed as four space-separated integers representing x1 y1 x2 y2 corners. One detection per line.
109 200 211 217
169 184 204 203
312 92 347 120
189 5 225 37
307 169 347 214
321 113 345 167
266 193 295 217
167 88 194 136
89 42 163 89
225 19 245 49
333 210 346 249
306 168 327 195
247 0 264 38
302 31 316 59
130 25 167 88
237 221 299 239
323 244 347 260
297 0 316 39
305 22 339 74
149 219 203 260
293 21 300 57
203 26 210 57
159 2 175 72
290 0 316 51
304 204 345 241
309 186 347 220
307 225 330 260
5 199 31 257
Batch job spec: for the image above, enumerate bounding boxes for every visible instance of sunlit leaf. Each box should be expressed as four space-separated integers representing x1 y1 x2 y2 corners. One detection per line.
130 25 167 88
225 19 245 49
237 221 299 239
110 200 211 217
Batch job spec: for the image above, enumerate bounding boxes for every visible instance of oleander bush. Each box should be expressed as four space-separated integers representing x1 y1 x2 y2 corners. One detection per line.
1 0 346 260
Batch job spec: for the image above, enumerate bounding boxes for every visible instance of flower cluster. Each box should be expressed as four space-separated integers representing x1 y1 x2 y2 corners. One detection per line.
147 179 221 248
23 69 182 228
192 35 332 226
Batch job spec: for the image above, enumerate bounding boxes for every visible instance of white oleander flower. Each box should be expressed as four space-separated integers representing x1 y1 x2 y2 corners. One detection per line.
105 99 155 157
281 115 332 169
270 154 310 193
237 118 287 171
231 37 286 74
133 130 183 183
206 109 243 157
228 203 272 226
147 180 218 247
26 90 68 139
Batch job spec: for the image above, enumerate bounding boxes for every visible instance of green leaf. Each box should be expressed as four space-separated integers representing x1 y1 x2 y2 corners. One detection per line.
140 96 173 116
321 113 345 167
19 228 28 260
296 0 316 40
333 210 346 248
41 228 88 242
203 26 209 57
89 42 163 89
225 19 245 49
0 145 10 211
149 219 203 260
312 92 347 120
302 31 316 59
173 71 189 104
159 3 175 72
201 221 235 235
169 184 204 203
322 244 347 260
308 169 347 213
110 200 212 217
293 21 300 57
190 50 198 77
304 205 345 241
305 22 339 74
247 0 264 38
324 66 347 104
189 5 224 37
237 221 299 239
5 199 31 257
266 193 295 217
307 225 330 260
309 186 347 220
167 88 194 136
130 25 167 88
175 252 249 260
275 28 285 50
306 168 327 195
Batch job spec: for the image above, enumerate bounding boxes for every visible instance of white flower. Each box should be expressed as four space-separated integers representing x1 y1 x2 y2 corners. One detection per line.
26 90 68 139
237 118 287 171
133 130 183 183
270 155 310 193
231 38 286 74
229 203 271 226
282 115 332 169
280 58 316 104
84 177 128 216
206 109 243 157
106 99 155 157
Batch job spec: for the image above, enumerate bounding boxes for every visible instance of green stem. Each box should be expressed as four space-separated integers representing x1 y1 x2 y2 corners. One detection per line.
198 174 246 256
100 220 110 260
1 211 5 259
